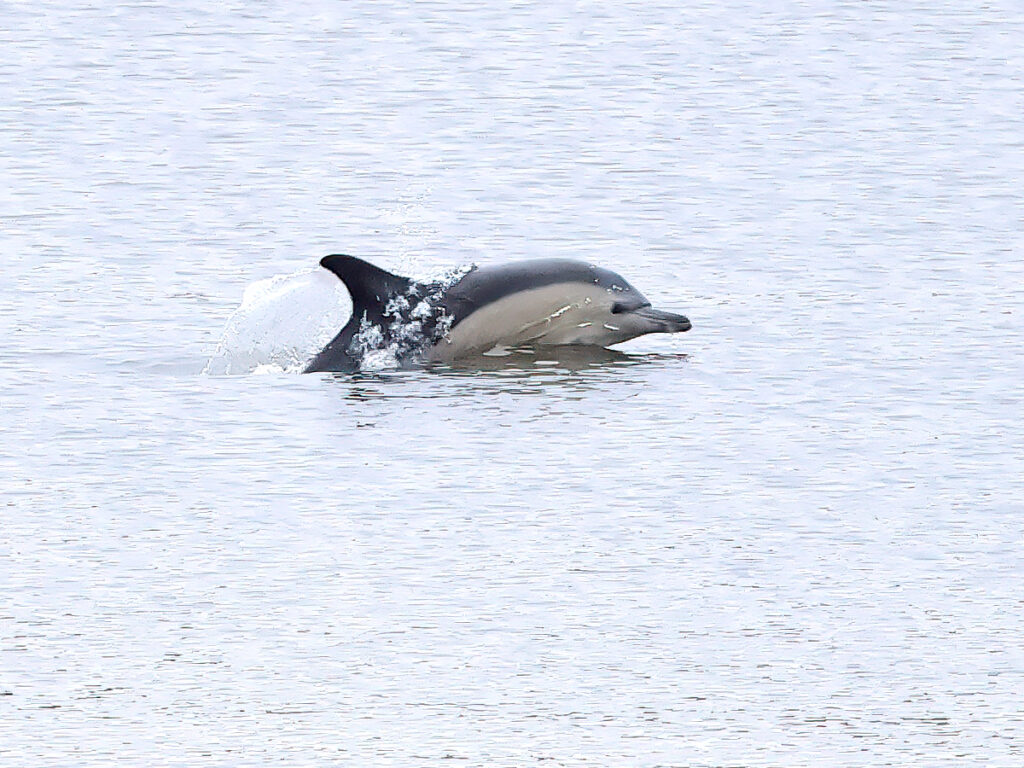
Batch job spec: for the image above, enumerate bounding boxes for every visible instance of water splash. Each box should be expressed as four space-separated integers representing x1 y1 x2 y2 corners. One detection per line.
204 263 474 375
203 268 350 375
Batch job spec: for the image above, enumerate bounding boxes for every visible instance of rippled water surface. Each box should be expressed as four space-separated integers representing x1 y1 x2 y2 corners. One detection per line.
3 1 1024 765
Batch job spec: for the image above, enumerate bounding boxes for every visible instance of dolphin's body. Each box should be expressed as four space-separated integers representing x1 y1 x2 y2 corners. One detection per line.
304 254 691 372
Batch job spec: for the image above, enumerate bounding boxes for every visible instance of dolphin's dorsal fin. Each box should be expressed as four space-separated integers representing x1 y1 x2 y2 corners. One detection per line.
320 255 413 317
304 255 416 372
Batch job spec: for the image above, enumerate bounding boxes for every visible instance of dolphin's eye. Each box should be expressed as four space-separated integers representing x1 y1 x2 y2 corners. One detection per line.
611 302 628 314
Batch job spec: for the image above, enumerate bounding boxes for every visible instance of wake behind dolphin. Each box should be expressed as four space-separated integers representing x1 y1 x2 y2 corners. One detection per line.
304 255 691 373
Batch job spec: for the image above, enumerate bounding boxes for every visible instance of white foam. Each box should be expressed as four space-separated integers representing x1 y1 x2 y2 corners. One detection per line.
349 264 472 372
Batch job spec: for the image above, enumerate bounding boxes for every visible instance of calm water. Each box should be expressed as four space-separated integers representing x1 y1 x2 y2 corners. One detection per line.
3 1 1024 765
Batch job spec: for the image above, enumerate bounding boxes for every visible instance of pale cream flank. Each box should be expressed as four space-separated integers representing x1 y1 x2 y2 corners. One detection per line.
427 282 634 362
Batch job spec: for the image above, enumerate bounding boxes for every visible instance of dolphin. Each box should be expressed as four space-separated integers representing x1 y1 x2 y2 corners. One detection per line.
304 254 691 372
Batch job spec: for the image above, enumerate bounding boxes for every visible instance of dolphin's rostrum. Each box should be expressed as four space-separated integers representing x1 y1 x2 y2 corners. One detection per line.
304 254 691 372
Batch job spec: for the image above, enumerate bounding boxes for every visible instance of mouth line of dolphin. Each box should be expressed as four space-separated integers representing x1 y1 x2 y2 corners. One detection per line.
304 255 692 373
628 305 692 333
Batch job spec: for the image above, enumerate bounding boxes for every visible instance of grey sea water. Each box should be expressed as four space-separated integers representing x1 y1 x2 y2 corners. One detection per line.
3 1 1023 765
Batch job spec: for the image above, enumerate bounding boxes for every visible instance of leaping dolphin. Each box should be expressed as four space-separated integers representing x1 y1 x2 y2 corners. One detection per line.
304 254 691 372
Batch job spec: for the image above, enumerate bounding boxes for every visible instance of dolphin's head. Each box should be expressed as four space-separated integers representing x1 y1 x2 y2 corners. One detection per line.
584 268 690 345
577 296 689 347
